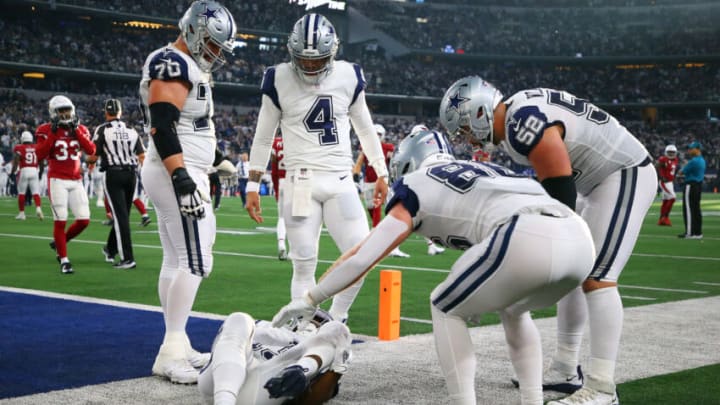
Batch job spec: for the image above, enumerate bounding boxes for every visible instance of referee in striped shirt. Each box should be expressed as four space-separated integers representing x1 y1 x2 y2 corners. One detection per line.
87 99 145 269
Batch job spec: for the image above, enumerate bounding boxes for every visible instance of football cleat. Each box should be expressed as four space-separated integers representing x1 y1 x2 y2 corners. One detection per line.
113 260 136 269
264 364 308 399
15 212 26 220
186 348 211 369
140 215 152 227
546 387 619 405
36 207 44 220
152 348 199 384
428 244 445 256
388 248 410 258
512 365 584 394
60 261 74 274
278 247 288 261
102 246 115 263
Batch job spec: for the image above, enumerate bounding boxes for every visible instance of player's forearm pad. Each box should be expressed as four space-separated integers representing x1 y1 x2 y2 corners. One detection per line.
149 102 182 160
541 175 577 211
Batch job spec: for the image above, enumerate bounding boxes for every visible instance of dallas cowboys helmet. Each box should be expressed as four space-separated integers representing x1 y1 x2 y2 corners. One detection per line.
374 124 386 141
21 131 33 144
665 144 677 157
287 13 339 84
439 76 503 144
48 95 76 126
390 129 455 182
179 1 237 73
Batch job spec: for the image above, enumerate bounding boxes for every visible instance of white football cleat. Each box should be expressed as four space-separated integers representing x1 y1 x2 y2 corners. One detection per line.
278 246 288 261
152 349 199 384
388 248 410 258
547 376 618 405
15 212 26 220
428 244 445 256
36 207 44 220
186 347 211 369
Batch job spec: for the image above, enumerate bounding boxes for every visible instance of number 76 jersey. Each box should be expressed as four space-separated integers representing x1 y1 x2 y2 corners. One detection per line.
501 88 649 195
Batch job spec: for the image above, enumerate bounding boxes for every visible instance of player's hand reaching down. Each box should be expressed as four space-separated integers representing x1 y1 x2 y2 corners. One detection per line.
245 191 263 223
264 365 308 399
272 292 317 328
171 167 210 219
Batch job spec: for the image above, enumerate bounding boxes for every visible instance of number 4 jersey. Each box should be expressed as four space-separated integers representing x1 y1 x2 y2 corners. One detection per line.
387 161 575 248
36 123 95 180
501 88 649 195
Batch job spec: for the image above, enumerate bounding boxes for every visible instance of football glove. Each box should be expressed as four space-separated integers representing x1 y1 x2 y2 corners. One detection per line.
171 167 210 219
272 292 317 328
50 117 60 132
264 365 308 399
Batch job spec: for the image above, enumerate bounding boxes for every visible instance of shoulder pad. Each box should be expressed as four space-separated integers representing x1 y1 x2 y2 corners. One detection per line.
506 105 549 157
148 49 190 82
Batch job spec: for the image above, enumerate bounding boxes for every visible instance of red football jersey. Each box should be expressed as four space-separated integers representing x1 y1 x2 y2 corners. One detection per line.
361 142 394 183
271 136 286 180
35 123 95 180
657 155 679 182
13 143 40 169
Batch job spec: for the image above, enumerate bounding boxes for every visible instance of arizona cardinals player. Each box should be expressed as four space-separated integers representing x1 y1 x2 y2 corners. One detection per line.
270 134 288 260
36 95 96 274
656 144 679 226
12 131 44 220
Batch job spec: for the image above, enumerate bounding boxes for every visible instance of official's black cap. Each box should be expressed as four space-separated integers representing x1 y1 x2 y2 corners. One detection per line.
104 99 122 116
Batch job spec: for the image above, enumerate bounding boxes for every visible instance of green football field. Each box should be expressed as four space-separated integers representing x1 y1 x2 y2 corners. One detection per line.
1 192 719 403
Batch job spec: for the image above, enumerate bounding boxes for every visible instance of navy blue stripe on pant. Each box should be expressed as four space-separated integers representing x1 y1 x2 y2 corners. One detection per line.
590 166 637 280
181 216 204 276
432 216 519 313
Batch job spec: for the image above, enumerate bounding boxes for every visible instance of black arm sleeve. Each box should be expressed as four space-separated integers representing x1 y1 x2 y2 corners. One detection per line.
149 102 182 160
541 175 577 211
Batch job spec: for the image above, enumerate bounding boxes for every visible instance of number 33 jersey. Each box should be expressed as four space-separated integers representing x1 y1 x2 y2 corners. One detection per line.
387 161 575 249
140 44 216 168
501 88 649 195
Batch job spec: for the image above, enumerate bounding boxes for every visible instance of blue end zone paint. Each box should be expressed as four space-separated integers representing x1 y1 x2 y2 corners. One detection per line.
0 291 221 399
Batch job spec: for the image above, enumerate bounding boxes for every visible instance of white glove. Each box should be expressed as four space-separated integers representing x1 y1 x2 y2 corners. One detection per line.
272 292 317 328
178 188 210 219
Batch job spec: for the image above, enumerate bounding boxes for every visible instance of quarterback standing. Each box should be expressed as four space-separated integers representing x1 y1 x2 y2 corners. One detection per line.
273 131 596 405
139 0 236 384
245 13 389 322
440 77 657 405
36 95 96 274
656 144 679 226
12 131 44 220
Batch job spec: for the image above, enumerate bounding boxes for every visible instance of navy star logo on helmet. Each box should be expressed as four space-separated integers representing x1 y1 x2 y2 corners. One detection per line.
199 6 218 22
447 89 469 112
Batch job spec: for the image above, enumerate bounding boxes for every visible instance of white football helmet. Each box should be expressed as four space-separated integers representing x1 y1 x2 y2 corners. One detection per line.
439 76 503 144
664 144 677 157
374 124 386 141
48 95 76 126
287 13 339 84
21 131 33 144
179 1 237 73
390 129 455 182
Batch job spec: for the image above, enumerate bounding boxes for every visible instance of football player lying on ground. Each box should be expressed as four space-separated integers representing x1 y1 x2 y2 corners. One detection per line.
198 309 351 405
272 130 596 405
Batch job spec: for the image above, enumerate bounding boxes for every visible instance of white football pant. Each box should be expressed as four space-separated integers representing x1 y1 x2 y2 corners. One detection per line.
49 178 90 221
659 180 675 200
17 167 40 195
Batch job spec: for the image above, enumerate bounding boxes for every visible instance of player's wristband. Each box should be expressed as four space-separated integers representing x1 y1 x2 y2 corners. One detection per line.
246 181 260 193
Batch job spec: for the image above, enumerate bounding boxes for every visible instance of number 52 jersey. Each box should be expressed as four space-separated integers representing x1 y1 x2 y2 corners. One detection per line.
500 88 649 195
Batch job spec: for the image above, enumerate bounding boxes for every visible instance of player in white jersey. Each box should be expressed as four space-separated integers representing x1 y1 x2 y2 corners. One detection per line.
245 13 390 322
198 309 351 405
138 0 236 384
440 77 657 405
272 131 596 405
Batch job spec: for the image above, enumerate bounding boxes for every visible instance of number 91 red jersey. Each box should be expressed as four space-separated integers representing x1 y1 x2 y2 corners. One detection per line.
35 123 96 180
13 143 39 169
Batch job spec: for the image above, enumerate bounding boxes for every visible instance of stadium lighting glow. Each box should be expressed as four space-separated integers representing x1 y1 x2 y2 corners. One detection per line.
23 72 45 79
288 0 346 11
118 21 173 29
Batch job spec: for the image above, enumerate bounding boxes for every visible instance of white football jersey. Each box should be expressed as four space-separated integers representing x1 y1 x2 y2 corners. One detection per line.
139 44 216 168
388 161 575 248
501 88 649 195
257 61 369 171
